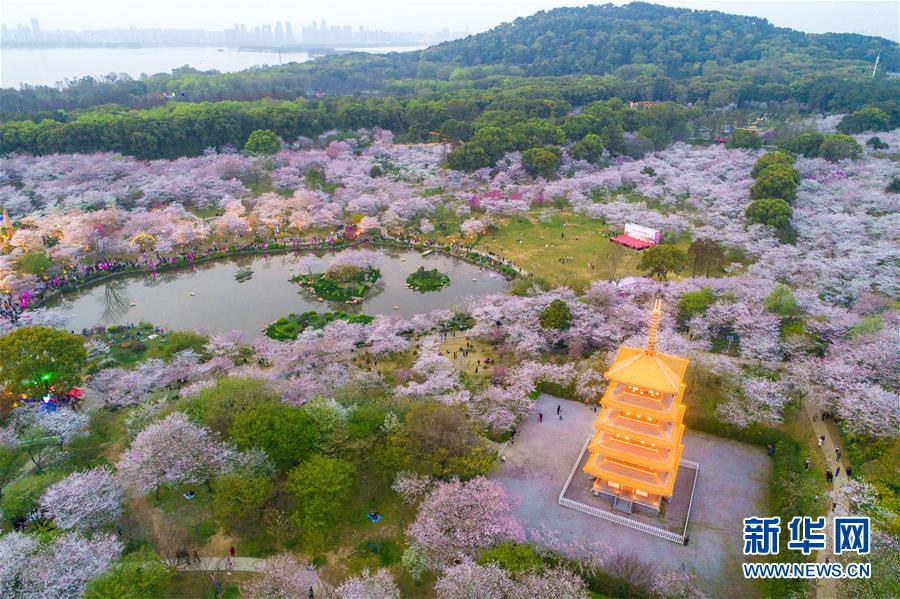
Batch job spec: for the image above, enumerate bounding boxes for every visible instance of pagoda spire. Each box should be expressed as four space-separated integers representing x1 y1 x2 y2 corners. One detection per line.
646 297 662 354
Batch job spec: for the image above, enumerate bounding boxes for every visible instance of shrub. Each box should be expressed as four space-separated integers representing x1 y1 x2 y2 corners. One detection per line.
726 129 762 149
539 299 573 330
243 129 282 155
745 198 793 231
819 134 862 161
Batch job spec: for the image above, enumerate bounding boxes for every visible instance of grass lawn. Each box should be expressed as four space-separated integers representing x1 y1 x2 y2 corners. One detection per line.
164 570 255 598
471 208 650 291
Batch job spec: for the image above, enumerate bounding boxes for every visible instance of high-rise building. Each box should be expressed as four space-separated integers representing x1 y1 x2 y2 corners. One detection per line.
583 298 689 513
30 18 40 34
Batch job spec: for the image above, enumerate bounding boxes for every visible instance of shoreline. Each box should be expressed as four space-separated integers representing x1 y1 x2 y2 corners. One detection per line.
21 235 527 315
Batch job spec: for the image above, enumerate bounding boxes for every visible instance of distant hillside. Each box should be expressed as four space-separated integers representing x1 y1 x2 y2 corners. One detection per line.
1 1 898 116
421 2 898 76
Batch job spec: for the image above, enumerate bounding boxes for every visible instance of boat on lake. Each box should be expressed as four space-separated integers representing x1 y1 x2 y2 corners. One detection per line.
235 267 254 281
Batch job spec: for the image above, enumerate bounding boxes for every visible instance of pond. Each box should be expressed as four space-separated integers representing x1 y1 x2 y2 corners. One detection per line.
47 248 509 337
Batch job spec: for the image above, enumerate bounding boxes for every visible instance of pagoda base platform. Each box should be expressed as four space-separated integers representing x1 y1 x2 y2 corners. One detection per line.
559 435 699 544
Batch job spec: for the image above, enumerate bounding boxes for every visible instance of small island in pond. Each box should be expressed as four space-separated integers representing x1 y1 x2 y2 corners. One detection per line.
291 264 381 302
406 266 451 292
266 311 374 340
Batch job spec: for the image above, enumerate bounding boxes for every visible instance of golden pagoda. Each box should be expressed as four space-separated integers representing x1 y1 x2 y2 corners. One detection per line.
583 297 689 513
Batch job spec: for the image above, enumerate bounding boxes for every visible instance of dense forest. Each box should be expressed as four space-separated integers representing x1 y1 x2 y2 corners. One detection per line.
1 2 898 160
1 2 897 115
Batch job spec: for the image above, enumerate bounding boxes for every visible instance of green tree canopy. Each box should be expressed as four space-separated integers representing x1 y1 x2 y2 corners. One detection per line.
751 151 795 178
286 455 355 533
243 129 282 155
477 542 544 574
837 106 890 134
230 402 322 471
687 238 726 276
726 129 762 150
212 471 274 525
745 198 793 230
445 143 492 171
521 146 562 178
15 251 54 277
676 287 716 327
638 244 687 280
539 299 574 330
764 284 802 319
568 133 605 163
819 134 862 162
750 164 800 203
781 131 825 157
83 555 173 599
0 326 87 397
179 376 280 436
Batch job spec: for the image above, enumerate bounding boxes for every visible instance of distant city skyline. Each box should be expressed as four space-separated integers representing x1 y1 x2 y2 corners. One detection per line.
2 1 898 42
2 17 462 47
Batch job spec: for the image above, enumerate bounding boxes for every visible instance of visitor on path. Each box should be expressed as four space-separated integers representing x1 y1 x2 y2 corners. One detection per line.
835 446 841 459
559 410 563 421
557 405 561 415
538 412 543 423
229 546 235 557
826 469 833 483
818 435 825 447
804 457 810 470
766 443 775 456
835 467 841 477
846 466 852 478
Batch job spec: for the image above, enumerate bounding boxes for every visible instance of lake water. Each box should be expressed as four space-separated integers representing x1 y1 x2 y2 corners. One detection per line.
47 249 508 337
1 46 424 88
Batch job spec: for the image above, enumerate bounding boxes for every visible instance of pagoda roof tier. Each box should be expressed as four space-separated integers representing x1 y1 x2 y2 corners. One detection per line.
588 431 681 471
602 384 676 418
593 407 685 446
584 453 673 496
605 346 689 394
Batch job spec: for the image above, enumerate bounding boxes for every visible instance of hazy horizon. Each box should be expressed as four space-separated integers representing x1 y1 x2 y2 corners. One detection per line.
3 0 899 41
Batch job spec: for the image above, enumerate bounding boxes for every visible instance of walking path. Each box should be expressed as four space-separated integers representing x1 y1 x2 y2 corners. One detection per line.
181 557 333 596
802 398 849 599
182 556 265 572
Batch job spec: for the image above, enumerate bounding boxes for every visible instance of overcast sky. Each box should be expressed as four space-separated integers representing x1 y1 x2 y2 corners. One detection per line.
3 0 898 40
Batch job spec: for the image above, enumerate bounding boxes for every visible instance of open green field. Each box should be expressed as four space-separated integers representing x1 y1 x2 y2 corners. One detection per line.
473 208 679 291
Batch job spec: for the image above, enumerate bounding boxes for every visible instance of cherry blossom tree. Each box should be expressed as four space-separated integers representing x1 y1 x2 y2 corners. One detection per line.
650 571 707 599
117 412 236 498
435 560 515 599
241 553 319 599
392 471 434 503
407 476 525 568
335 568 400 599
40 466 123 531
0 531 121 599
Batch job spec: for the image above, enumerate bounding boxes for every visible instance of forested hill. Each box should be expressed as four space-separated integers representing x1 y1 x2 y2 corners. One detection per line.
1 1 898 118
421 2 898 76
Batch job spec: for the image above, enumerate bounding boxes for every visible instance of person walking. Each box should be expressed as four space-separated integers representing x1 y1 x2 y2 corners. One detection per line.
538 412 543 423
826 469 833 483
557 405 561 415
804 456 810 470
835 466 841 478
229 545 235 558
818 435 825 447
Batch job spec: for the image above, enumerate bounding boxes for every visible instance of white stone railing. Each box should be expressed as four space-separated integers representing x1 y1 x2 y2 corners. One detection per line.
558 435 699 545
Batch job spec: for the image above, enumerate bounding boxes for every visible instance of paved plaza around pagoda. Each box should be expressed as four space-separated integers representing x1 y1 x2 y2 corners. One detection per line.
492 393 772 593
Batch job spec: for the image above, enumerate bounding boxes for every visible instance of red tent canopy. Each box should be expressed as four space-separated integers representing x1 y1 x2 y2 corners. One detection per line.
610 235 656 250
67 387 85 398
